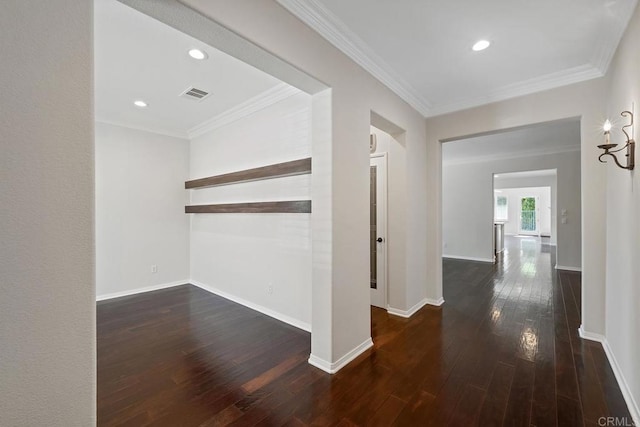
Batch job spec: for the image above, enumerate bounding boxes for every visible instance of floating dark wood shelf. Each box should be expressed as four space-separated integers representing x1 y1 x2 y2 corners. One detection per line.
185 200 311 214
185 158 311 189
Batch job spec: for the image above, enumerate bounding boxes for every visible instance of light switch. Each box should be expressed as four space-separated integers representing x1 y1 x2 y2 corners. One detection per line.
561 217 567 224
561 209 567 216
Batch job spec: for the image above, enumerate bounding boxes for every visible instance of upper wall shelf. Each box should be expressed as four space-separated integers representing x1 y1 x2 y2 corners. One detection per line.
185 157 312 190
185 200 311 214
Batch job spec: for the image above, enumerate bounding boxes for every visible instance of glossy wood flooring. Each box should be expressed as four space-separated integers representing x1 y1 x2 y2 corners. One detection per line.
98 237 633 426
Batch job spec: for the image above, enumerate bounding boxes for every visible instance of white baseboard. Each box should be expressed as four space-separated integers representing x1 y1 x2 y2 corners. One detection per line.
427 297 445 307
603 341 640 425
443 254 494 263
578 325 605 343
190 280 311 332
387 296 445 318
388 298 428 318
579 325 639 425
308 337 373 374
96 280 188 301
555 264 582 272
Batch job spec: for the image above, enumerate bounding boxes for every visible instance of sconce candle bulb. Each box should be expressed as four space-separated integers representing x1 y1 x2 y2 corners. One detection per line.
597 111 635 170
603 120 612 144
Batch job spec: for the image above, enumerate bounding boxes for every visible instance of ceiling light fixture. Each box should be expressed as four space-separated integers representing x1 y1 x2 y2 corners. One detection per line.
188 48 208 60
598 110 635 170
472 40 491 51
133 100 148 108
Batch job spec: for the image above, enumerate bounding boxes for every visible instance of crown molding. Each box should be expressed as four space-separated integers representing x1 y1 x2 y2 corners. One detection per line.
591 0 639 75
97 84 300 141
276 0 432 116
188 83 301 139
277 0 629 118
95 118 189 140
443 144 581 167
428 64 603 117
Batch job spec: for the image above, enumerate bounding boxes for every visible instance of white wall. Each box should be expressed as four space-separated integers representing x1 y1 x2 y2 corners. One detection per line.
0 1 95 425
496 186 552 238
443 151 580 267
95 122 190 299
370 126 407 310
603 1 640 421
190 92 313 330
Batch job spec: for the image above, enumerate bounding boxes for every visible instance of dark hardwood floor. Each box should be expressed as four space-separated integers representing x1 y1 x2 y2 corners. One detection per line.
97 237 633 426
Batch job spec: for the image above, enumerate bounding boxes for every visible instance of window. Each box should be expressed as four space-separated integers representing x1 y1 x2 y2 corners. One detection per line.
495 195 508 221
520 197 536 231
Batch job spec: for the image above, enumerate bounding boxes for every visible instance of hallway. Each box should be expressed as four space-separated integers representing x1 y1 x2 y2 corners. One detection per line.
97 237 632 426
368 236 631 425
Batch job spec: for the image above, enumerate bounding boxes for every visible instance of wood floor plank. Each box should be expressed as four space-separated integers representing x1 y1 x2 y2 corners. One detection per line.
367 395 406 426
393 390 436 425
97 236 632 426
448 384 486 427
557 394 584 427
477 362 515 427
503 358 535 427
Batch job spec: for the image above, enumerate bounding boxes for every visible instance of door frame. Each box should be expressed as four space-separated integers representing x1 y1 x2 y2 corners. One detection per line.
370 152 388 309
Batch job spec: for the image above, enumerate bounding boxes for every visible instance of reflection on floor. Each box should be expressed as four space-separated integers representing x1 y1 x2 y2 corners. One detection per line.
97 236 632 426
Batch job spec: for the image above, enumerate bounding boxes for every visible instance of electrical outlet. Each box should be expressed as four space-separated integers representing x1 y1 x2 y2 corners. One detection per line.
151 264 158 273
267 284 273 295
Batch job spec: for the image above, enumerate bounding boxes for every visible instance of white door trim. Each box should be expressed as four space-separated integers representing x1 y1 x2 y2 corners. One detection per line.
370 152 388 309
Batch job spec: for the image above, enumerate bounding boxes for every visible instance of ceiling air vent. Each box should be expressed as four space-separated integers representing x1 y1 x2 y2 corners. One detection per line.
180 86 210 101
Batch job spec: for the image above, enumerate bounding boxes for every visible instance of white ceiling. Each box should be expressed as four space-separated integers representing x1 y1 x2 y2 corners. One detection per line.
278 0 637 117
95 0 287 138
442 119 581 164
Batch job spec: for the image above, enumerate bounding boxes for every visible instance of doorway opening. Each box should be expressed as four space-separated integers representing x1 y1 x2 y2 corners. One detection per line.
369 113 406 317
369 151 387 309
493 169 557 260
442 119 580 274
94 0 333 397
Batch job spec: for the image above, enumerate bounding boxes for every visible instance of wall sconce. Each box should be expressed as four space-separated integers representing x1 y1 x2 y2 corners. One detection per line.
598 110 635 170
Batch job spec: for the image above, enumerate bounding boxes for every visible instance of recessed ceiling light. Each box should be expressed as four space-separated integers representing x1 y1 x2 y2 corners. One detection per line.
472 40 491 51
188 48 208 60
133 100 148 108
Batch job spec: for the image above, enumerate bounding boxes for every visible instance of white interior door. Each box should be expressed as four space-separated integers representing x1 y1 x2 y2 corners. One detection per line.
370 154 387 309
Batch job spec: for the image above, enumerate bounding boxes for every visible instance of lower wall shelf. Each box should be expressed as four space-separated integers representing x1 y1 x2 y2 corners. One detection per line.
185 200 311 214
